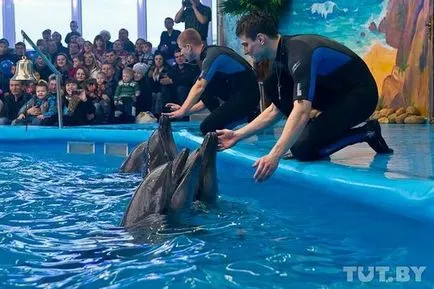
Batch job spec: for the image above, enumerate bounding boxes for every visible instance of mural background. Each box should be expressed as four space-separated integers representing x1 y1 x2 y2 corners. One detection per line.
222 0 433 117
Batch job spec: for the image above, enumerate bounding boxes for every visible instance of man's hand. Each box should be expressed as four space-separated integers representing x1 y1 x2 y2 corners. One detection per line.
165 103 181 111
216 129 238 150
27 107 41 116
162 103 186 119
162 108 186 119
37 114 46 120
253 154 280 183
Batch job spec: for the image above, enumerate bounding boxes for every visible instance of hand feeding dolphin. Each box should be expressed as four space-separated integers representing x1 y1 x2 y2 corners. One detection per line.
120 132 219 230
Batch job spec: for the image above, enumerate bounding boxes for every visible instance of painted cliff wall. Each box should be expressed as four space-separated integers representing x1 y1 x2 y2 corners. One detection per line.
222 0 432 117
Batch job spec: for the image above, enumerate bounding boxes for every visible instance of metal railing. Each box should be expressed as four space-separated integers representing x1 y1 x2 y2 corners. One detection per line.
21 30 63 128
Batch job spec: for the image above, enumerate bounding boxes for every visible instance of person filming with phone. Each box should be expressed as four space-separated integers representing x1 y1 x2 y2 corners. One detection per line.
174 0 211 44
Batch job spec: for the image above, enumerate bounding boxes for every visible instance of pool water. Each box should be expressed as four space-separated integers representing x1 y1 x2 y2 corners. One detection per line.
0 141 433 289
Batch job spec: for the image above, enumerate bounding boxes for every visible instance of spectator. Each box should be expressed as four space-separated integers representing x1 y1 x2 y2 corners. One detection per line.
85 78 110 123
168 49 200 105
36 39 47 55
118 28 135 53
100 30 113 51
46 39 59 62
14 42 26 58
83 52 101 79
147 53 172 117
133 62 152 113
103 50 122 81
0 79 31 124
83 41 94 55
113 40 129 61
33 54 52 81
65 21 81 45
158 17 181 61
100 63 117 98
42 29 52 41
13 80 56 126
175 0 211 43
134 38 146 59
124 53 137 68
51 32 69 54
74 66 90 89
68 54 84 79
139 41 153 69
113 67 140 122
68 42 81 61
55 53 72 84
24 80 36 95
63 78 95 126
0 39 18 63
93 35 106 62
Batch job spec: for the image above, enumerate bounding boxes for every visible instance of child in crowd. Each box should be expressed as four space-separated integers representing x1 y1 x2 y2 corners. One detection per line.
63 78 95 126
113 67 140 122
13 80 56 126
85 78 110 123
139 41 154 68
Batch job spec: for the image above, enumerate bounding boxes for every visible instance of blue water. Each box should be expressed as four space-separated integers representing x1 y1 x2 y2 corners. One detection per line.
1 139 434 288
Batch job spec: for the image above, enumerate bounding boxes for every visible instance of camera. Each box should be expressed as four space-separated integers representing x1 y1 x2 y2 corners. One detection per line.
183 0 192 8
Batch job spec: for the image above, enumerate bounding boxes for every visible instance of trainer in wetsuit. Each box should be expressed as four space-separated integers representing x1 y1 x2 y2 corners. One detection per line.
217 11 393 183
163 28 260 134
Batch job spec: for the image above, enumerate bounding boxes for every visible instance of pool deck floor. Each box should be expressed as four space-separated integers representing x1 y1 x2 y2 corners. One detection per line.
0 122 433 222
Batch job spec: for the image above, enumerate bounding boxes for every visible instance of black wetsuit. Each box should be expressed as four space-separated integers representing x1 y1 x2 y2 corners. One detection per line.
199 45 260 134
264 35 378 161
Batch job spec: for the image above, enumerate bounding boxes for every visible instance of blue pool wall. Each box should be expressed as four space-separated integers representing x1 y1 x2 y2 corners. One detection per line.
1 124 434 224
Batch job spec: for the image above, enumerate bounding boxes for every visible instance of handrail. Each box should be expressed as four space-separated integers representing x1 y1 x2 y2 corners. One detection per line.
21 30 63 128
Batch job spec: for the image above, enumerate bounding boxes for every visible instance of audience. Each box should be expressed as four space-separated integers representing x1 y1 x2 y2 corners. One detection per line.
0 5 216 126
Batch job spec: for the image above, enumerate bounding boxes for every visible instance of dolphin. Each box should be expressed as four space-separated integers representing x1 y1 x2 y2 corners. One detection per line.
120 131 219 231
119 141 148 173
119 116 177 175
120 148 201 229
194 132 219 205
145 117 177 175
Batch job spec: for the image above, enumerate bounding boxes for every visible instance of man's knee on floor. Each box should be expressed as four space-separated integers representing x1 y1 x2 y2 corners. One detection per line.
290 141 320 162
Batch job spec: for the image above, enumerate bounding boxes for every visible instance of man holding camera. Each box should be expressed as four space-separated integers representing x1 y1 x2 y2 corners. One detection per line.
175 0 211 44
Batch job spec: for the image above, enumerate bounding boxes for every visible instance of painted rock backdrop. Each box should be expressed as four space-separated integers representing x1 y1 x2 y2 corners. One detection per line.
222 0 432 117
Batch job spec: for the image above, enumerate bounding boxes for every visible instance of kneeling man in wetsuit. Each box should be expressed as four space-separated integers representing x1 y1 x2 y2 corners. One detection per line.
163 28 260 135
217 12 393 182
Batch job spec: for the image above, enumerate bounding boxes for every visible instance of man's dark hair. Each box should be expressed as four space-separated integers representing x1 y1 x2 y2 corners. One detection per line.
236 11 278 40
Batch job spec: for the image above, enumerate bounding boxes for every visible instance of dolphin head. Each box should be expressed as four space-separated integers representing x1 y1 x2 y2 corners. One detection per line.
171 148 190 189
170 149 203 211
158 115 177 159
199 132 218 159
159 115 172 135
120 141 148 173
196 132 219 204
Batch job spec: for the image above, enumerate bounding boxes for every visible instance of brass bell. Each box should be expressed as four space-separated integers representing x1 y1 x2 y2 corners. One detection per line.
11 56 36 81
